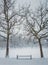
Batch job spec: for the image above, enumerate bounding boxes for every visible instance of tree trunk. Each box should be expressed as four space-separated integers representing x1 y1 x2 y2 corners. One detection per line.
6 22 9 57
38 39 43 58
6 33 9 57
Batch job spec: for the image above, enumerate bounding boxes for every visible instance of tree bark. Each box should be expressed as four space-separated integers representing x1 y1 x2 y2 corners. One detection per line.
38 39 44 58
6 22 9 57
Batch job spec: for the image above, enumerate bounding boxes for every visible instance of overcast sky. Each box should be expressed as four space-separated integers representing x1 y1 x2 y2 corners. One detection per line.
16 0 46 11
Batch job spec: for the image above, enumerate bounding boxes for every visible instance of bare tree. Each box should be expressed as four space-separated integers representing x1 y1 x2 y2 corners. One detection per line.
0 0 23 57
27 4 48 58
20 1 48 58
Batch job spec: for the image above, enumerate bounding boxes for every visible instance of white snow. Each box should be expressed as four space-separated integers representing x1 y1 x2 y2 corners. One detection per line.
0 58 48 65
0 47 48 65
0 47 48 58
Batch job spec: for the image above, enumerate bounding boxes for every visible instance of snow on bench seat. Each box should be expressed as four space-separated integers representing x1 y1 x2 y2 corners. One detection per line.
16 55 32 60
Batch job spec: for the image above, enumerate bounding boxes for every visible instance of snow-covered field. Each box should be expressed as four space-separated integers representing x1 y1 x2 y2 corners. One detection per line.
0 47 48 65
0 58 48 65
0 47 48 58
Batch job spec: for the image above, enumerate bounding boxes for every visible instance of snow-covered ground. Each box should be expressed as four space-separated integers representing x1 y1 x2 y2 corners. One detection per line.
0 47 48 58
0 58 48 65
0 47 48 65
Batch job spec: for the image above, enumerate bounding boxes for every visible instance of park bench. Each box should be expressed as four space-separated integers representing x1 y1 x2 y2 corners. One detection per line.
16 55 32 60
